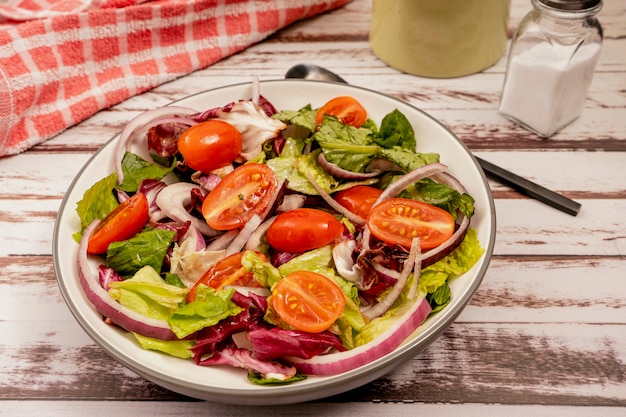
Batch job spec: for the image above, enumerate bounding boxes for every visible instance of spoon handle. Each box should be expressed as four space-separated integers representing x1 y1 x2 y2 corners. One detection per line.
475 156 581 216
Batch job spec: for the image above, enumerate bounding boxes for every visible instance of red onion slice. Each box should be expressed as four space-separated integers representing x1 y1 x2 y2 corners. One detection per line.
206 230 238 251
114 106 197 184
244 216 276 251
289 295 432 376
432 171 468 194
317 152 381 180
362 237 420 320
332 239 362 283
421 215 470 267
374 162 448 205
226 214 263 256
77 222 178 340
408 244 422 300
155 182 218 237
302 170 365 225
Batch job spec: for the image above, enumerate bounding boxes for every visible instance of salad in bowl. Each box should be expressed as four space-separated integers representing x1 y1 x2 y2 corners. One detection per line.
54 79 494 404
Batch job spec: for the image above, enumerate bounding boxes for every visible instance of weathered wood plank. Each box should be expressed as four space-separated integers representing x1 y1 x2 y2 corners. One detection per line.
2 401 626 417
335 322 626 406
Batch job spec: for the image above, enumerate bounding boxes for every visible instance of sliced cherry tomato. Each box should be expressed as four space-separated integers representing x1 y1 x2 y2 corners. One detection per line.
177 119 242 173
334 185 383 219
87 192 149 254
202 163 278 230
187 252 264 303
366 198 455 250
266 208 344 253
271 271 345 333
315 96 367 128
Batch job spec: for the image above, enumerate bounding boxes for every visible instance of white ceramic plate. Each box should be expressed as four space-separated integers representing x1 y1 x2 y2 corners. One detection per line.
53 80 496 405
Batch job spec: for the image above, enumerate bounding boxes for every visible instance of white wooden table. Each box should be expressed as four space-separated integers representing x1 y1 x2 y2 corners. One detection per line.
1 0 625 415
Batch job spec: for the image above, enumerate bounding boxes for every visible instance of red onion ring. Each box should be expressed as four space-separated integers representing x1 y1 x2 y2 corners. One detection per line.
77 222 178 340
289 295 431 376
226 214 263 256
362 237 420 320
245 216 276 251
206 230 238 251
155 182 218 237
114 106 197 184
317 152 381 180
302 169 365 225
374 162 448 205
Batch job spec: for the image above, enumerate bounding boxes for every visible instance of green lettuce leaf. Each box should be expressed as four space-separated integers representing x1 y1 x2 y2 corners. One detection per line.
133 333 195 359
118 152 174 193
168 286 243 339
419 227 485 311
313 117 381 172
241 251 283 289
380 147 440 172
406 178 475 219
108 265 188 321
374 108 416 149
105 228 176 278
273 104 317 132
73 173 119 241
277 245 334 276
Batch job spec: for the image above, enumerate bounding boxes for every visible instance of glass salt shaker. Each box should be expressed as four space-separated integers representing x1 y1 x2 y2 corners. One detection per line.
498 0 603 138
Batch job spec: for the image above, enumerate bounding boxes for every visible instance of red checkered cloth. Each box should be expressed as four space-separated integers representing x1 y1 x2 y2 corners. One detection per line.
0 0 351 157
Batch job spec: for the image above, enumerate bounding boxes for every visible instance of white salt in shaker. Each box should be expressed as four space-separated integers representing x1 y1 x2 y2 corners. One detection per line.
499 0 603 138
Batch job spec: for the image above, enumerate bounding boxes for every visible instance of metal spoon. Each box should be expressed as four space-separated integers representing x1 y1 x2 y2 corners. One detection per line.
285 63 348 84
284 63 581 216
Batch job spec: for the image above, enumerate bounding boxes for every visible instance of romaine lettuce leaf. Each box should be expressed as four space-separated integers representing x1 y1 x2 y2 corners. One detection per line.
273 104 317 132
108 265 188 321
419 227 484 311
241 251 283 289
118 151 174 193
313 117 381 172
105 227 176 278
168 286 243 339
73 173 119 241
380 147 440 172
133 333 195 358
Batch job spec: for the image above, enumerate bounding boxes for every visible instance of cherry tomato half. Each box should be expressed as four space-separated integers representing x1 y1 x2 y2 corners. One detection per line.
266 208 344 253
366 198 455 251
271 271 345 333
315 96 367 128
202 163 278 230
87 192 149 254
334 185 383 219
177 120 242 173
187 252 264 303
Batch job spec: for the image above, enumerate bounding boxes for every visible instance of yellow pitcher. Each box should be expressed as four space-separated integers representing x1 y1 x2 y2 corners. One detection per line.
370 0 511 78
